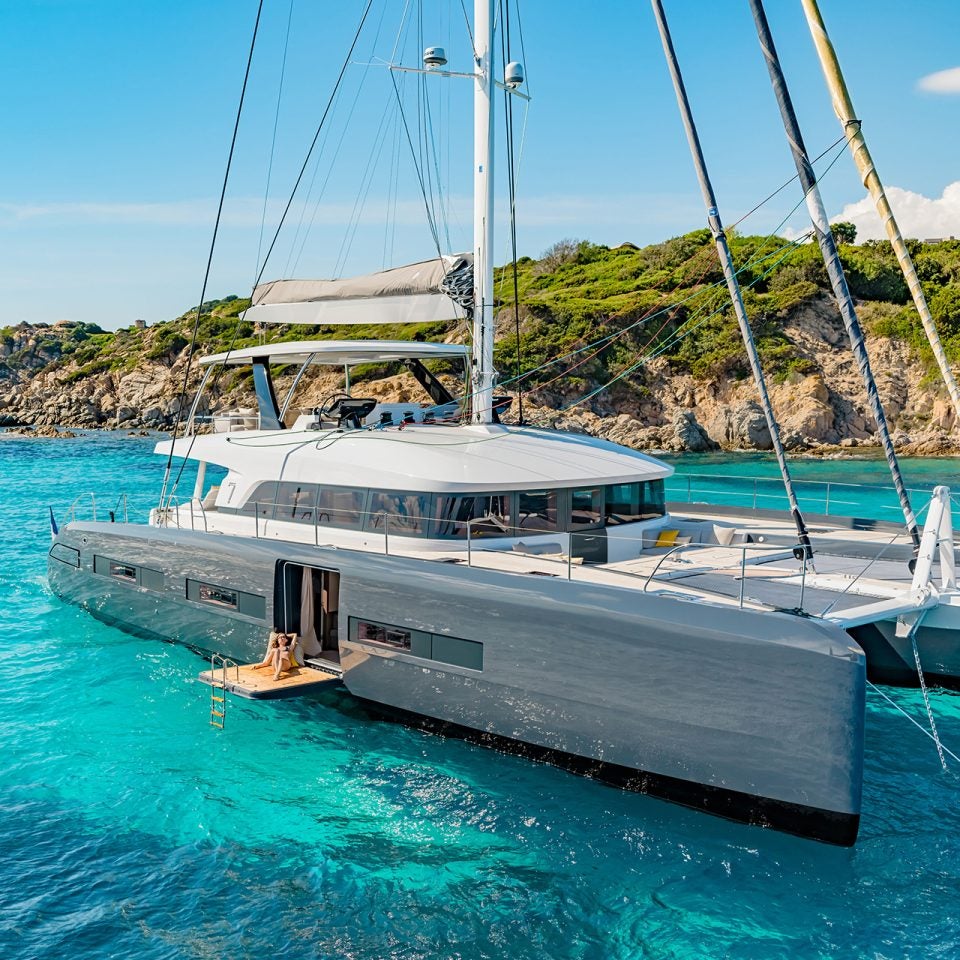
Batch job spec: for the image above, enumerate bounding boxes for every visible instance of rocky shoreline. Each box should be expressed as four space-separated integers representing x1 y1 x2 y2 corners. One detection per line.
2 289 960 456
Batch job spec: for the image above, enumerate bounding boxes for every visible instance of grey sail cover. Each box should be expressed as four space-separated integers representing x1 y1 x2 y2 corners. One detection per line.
244 254 473 325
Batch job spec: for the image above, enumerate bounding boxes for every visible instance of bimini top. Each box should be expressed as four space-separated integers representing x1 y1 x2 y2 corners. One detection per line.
199 339 471 367
242 254 473 327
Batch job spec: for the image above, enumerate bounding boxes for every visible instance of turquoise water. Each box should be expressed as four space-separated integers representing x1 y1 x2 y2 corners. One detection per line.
662 451 960 526
2 433 960 959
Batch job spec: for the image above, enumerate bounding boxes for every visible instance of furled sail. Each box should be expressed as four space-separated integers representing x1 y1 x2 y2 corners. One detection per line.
243 254 473 326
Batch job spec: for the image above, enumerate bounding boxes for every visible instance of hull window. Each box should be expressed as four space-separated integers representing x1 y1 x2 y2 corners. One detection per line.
93 555 164 590
348 617 483 671
186 580 266 620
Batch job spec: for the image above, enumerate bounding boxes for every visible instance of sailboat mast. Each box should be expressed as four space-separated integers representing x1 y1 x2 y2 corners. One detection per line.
747 0 920 551
471 0 496 424
800 0 960 429
650 0 812 558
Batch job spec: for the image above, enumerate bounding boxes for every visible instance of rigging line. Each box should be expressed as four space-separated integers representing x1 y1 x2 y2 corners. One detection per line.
867 682 960 766
459 0 475 51
423 70 452 251
285 0 390 277
255 0 296 283
334 91 400 276
168 1 375 506
204 0 374 390
390 69 444 257
555 237 809 412
732 138 849 275
514 0 529 98
500 0 524 422
496 232 811 393
160 0 265 505
279 81 346 276
248 0 375 302
382 105 401 268
389 0 414 66
729 133 845 230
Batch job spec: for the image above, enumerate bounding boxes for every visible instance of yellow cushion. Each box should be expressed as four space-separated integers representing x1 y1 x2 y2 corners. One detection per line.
655 529 680 548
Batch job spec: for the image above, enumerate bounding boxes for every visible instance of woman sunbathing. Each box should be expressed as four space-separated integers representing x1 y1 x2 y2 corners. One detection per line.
253 631 297 680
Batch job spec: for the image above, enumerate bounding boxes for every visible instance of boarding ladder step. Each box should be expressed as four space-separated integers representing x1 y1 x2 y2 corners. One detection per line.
209 654 238 728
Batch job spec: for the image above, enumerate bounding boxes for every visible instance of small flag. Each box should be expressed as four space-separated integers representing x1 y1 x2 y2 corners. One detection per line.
49 506 59 541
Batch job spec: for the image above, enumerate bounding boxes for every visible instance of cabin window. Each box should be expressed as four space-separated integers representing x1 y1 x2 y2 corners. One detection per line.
274 482 316 522
569 487 603 528
366 492 432 536
604 480 666 524
517 489 558 531
434 493 512 538
317 487 365 529
643 479 666 518
240 481 278 518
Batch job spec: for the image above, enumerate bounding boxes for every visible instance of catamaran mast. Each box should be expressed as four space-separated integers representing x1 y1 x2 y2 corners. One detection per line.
650 0 812 559
747 0 920 552
471 0 496 424
800 0 960 429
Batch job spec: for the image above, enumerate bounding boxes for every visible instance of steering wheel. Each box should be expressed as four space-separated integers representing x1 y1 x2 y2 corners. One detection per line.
315 392 351 419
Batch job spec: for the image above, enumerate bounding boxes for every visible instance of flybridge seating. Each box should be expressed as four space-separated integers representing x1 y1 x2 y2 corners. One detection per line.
186 339 472 436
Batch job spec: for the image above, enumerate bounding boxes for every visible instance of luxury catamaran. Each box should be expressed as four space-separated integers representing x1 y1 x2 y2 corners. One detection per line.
45 0 954 844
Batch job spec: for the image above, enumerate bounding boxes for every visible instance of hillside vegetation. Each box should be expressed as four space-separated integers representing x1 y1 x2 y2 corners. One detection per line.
2 228 960 451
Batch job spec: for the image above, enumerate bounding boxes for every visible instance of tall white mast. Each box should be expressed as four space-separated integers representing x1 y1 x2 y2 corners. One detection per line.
471 0 496 424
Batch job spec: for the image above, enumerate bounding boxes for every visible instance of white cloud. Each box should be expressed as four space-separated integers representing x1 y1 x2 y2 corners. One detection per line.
834 181 960 242
917 66 960 94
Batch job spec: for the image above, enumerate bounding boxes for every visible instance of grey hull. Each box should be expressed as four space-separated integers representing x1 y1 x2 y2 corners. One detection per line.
48 521 865 844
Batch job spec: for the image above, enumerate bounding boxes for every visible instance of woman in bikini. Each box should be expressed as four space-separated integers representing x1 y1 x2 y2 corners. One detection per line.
253 631 297 680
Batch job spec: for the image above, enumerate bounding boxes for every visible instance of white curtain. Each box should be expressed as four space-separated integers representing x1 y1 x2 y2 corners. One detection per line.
299 568 321 656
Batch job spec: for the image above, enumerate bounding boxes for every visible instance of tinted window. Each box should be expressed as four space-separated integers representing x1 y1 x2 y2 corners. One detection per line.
367 492 431 536
273 482 316 522
110 561 137 583
240 481 278 517
197 582 238 609
517 490 558 531
605 481 666 523
570 487 603 527
353 619 412 650
317 487 365 529
605 483 643 524
434 494 512 537
643 479 666 518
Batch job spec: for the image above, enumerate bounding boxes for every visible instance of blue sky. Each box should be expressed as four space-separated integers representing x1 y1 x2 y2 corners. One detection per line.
1 0 958 329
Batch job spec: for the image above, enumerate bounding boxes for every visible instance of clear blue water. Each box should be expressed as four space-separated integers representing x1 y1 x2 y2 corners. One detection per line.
2 433 960 959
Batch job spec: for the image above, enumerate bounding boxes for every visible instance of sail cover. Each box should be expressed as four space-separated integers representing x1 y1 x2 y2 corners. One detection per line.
243 254 473 326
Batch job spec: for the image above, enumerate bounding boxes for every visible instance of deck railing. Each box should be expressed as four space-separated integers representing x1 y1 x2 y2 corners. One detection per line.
155 496 821 611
